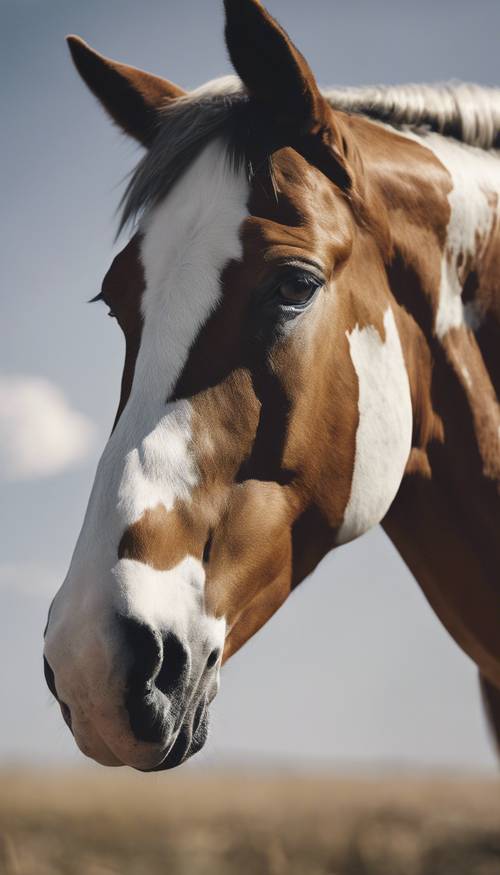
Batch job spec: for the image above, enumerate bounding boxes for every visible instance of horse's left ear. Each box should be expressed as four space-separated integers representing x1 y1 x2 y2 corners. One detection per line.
224 0 353 191
67 36 186 147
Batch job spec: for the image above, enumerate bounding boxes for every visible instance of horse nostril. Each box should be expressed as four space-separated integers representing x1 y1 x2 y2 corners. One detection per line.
121 615 189 695
124 625 189 745
43 655 58 699
121 617 163 688
156 632 189 696
206 648 220 670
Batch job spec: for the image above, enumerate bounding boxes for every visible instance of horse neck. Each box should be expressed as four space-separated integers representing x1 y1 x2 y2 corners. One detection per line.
352 118 500 474
354 118 500 687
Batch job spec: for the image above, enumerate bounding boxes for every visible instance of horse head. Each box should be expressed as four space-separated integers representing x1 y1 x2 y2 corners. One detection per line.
44 0 415 770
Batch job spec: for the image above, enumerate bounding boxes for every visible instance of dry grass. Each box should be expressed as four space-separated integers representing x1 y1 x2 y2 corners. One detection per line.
0 768 499 875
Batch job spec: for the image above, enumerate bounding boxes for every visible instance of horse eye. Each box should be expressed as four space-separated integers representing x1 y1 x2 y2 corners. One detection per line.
277 275 320 309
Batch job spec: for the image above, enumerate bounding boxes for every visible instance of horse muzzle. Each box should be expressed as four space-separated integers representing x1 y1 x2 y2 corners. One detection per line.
43 609 222 771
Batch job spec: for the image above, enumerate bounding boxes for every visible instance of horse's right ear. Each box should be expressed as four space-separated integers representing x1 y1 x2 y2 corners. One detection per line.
224 0 327 134
223 0 355 195
66 36 186 147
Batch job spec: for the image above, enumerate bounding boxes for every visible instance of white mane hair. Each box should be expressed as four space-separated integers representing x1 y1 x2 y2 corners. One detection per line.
120 75 500 230
323 82 500 150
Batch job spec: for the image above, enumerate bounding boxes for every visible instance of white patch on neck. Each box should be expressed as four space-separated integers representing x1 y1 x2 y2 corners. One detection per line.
337 307 412 544
402 132 500 338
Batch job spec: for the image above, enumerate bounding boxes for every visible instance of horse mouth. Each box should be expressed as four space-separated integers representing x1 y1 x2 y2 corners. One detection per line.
44 654 212 771
144 700 209 771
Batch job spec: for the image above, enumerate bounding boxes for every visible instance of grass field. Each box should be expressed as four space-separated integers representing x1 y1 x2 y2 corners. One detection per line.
0 768 499 874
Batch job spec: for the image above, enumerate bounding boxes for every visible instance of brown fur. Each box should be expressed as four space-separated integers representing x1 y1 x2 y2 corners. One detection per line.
67 36 185 146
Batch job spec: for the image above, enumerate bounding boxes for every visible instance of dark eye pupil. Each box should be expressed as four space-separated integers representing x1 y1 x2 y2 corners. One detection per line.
278 278 316 305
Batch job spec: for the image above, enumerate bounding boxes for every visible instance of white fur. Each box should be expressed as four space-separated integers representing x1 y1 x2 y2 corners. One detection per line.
428 138 500 337
113 558 225 662
45 140 249 767
116 401 197 525
337 308 413 544
400 131 500 338
61 139 248 561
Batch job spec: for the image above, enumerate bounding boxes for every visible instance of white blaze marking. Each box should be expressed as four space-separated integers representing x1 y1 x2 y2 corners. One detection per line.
113 138 250 524
337 307 413 544
64 138 248 554
116 400 198 525
45 139 249 765
136 138 249 403
84 138 247 530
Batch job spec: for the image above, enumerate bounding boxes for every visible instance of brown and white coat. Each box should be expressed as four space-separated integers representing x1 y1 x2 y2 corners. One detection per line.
44 0 500 771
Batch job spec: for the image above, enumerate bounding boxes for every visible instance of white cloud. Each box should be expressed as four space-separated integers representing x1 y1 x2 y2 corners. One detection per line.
0 375 97 481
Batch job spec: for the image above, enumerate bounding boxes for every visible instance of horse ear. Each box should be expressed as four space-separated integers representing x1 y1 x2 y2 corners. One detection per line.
66 36 186 147
224 0 354 193
224 0 328 134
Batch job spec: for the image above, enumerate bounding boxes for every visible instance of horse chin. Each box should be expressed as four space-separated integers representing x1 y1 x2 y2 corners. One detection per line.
69 694 210 771
142 706 210 772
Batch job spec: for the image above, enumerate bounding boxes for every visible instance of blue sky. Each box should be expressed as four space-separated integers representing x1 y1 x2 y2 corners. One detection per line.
1 0 498 770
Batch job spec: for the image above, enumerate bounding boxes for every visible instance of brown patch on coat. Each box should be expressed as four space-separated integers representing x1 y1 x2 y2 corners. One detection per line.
471 207 500 400
99 234 145 430
442 326 500 483
118 504 206 570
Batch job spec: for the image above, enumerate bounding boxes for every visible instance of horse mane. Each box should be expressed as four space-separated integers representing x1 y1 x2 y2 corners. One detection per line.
120 76 500 231
323 82 500 151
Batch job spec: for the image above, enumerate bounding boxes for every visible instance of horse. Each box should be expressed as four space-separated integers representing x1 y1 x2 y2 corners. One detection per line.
43 0 500 771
